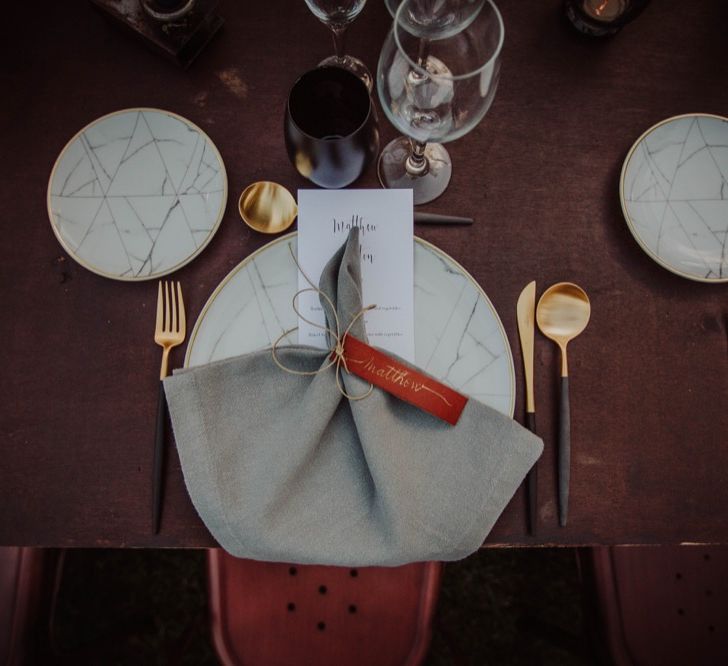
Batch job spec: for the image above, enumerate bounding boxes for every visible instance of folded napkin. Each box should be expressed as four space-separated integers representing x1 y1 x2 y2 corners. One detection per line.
164 229 543 566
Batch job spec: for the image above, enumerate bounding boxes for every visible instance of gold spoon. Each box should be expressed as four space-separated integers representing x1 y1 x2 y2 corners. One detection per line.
536 282 591 528
239 181 298 234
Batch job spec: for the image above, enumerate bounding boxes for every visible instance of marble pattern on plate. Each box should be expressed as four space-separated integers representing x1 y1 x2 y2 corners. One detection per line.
623 115 728 281
48 109 225 279
187 236 514 416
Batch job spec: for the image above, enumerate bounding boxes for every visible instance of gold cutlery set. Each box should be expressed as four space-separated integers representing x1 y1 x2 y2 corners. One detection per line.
148 277 589 535
517 281 590 532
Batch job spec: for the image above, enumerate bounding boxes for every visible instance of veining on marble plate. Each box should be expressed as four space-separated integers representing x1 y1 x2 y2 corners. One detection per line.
187 236 514 416
48 109 226 280
623 115 728 282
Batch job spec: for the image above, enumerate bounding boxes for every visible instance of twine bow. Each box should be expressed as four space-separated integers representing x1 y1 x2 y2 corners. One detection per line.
271 245 376 401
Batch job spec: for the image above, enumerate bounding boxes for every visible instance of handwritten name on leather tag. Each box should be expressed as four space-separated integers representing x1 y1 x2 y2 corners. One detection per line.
340 336 468 425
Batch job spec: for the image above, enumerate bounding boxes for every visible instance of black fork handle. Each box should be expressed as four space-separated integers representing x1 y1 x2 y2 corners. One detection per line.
152 381 166 534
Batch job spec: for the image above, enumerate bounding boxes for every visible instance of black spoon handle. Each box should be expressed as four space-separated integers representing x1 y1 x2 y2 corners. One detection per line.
558 376 571 527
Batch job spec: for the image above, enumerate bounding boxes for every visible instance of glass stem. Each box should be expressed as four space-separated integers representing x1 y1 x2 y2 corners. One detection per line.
331 24 347 60
406 140 430 177
417 38 430 68
405 39 431 177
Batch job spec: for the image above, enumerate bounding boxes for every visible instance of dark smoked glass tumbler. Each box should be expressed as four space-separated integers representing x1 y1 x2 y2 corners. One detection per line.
284 67 379 189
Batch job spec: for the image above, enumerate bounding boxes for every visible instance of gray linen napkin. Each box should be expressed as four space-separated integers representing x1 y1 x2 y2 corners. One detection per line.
164 229 543 566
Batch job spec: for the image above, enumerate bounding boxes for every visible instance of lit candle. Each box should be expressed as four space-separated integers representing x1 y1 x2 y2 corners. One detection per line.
582 0 628 22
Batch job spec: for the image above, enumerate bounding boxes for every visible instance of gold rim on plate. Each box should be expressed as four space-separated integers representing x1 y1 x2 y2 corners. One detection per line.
184 232 516 417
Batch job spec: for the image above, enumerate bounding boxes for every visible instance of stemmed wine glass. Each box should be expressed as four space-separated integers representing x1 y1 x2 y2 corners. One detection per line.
377 0 504 204
304 0 373 92
384 0 483 33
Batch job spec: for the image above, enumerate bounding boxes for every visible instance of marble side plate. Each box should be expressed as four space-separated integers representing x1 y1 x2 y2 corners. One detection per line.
620 113 728 283
185 233 515 416
47 108 227 281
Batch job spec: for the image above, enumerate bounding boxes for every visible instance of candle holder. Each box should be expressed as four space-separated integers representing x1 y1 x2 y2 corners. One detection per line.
90 0 223 68
564 0 650 37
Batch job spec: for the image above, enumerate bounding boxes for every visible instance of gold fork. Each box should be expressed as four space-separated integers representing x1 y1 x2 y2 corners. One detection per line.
153 281 186 534
155 281 186 379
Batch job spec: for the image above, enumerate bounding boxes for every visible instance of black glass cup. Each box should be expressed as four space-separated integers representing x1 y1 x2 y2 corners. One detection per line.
284 66 379 189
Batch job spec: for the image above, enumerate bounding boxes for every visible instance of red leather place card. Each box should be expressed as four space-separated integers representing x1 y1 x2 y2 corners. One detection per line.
341 335 468 425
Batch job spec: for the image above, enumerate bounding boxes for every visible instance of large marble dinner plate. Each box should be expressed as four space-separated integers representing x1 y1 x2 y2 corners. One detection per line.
185 233 515 416
47 108 227 281
620 113 728 283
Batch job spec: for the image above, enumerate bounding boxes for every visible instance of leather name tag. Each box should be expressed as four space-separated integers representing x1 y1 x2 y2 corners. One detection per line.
340 335 468 425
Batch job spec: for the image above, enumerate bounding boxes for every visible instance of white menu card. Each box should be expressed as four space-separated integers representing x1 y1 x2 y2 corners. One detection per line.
297 189 415 363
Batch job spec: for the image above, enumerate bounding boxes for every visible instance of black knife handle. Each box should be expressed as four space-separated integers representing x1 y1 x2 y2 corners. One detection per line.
413 212 473 225
525 411 538 535
152 381 167 534
558 376 571 527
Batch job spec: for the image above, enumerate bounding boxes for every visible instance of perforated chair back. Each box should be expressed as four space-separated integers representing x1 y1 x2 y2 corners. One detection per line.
581 546 728 666
207 550 441 666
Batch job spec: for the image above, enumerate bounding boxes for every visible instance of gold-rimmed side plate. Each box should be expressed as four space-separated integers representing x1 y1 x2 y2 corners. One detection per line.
620 112 728 283
47 107 227 281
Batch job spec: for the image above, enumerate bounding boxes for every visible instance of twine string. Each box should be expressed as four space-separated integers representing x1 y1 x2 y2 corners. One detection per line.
271 244 376 401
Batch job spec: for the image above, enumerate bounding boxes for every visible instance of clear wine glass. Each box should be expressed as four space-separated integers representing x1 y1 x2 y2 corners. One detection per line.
384 0 484 37
377 0 504 204
305 0 373 92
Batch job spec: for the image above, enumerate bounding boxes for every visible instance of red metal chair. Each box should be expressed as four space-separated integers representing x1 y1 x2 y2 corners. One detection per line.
579 545 728 666
207 550 442 666
0 547 54 666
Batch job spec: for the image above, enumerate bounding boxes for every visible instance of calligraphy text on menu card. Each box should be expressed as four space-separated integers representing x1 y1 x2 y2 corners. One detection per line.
296 189 415 363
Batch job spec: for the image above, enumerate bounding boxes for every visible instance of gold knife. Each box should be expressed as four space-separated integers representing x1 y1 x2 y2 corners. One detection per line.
517 281 538 534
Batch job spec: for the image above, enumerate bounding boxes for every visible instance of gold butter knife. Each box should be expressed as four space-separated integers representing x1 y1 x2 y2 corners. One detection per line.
517 281 538 534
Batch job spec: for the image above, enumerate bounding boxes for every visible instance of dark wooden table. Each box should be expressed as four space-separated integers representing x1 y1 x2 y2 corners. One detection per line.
1 0 727 548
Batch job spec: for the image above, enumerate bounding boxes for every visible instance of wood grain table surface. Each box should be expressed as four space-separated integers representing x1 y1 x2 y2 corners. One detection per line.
1 0 726 548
